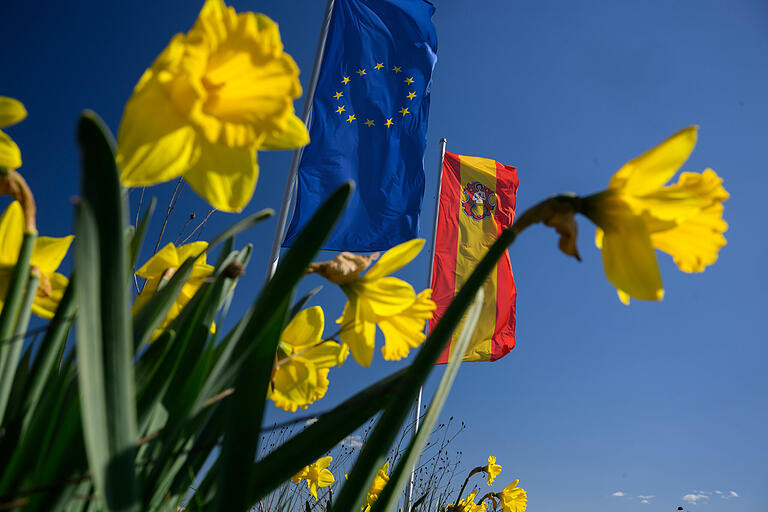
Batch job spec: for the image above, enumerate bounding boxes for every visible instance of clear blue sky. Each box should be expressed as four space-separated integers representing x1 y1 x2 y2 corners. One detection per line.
3 0 767 510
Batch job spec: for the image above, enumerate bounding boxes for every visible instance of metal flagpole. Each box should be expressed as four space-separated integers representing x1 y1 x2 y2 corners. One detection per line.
405 137 447 511
266 0 336 282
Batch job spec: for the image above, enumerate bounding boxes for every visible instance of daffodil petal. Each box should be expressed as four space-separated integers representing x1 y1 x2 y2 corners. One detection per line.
628 169 729 224
282 306 324 348
0 130 22 169
0 97 27 128
314 456 332 469
378 290 435 361
272 357 317 410
0 201 24 266
609 126 698 196
651 202 727 273
183 140 259 212
350 277 416 317
175 240 209 263
339 295 376 367
600 212 664 302
135 243 180 278
117 74 199 187
364 239 424 280
30 235 74 276
301 341 344 369
31 272 68 320
259 114 310 150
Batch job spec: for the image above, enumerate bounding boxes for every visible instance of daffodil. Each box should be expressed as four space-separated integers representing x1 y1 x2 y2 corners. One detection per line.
270 306 347 412
451 490 488 512
484 456 502 486
132 241 213 339
497 480 527 512
582 126 728 304
291 455 335 500
117 0 309 212
362 461 390 512
309 239 434 366
0 96 27 170
0 201 72 319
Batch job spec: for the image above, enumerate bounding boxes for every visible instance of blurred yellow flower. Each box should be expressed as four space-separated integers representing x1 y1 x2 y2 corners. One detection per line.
485 456 502 486
132 241 213 339
291 455 335 500
452 490 488 512
0 201 73 319
362 461 390 512
327 239 433 366
0 96 27 170
582 126 729 304
270 306 347 412
498 480 527 512
117 0 309 212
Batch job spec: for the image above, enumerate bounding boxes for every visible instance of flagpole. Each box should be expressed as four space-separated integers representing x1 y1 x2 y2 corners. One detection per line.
266 0 336 282
405 137 447 512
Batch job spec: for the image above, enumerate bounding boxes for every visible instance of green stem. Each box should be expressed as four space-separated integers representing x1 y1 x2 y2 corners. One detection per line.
0 241 39 425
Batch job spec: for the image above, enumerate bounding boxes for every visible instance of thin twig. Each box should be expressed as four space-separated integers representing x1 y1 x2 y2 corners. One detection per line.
153 177 185 254
181 208 216 245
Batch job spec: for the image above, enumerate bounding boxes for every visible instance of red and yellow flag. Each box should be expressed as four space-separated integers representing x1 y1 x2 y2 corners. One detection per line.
430 151 518 363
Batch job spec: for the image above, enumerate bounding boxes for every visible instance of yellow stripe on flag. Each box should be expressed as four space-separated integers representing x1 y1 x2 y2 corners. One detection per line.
451 155 501 361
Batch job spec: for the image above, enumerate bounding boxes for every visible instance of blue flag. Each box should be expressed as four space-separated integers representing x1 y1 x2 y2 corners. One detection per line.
283 0 438 252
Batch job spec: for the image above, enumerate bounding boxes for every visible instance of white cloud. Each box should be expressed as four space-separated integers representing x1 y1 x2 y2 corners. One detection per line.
611 491 626 497
683 493 709 504
640 499 650 504
342 434 363 448
729 491 739 498
714 490 722 495
637 495 654 504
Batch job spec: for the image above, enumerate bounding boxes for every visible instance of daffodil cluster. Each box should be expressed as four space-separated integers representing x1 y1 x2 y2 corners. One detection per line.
292 456 335 500
117 0 309 212
450 456 526 512
270 306 347 411
362 461 390 512
308 239 436 367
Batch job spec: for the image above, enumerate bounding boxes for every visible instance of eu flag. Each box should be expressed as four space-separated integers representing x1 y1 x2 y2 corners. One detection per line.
283 0 438 252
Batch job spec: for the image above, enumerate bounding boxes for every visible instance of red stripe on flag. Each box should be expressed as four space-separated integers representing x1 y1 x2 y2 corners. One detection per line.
431 151 461 364
491 160 519 360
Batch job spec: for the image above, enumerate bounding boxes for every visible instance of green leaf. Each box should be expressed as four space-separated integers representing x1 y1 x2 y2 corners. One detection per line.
288 286 322 322
212 182 354 512
331 228 517 512
0 232 36 425
78 110 139 510
370 290 484 512
248 369 407 502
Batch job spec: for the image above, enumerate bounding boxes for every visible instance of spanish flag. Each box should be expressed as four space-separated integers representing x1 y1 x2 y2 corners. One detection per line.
430 151 518 363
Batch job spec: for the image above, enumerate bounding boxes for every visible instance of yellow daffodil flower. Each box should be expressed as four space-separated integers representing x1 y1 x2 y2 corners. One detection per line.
0 96 27 170
451 490 488 512
291 455 335 500
0 201 73 319
362 461 390 512
497 480 527 512
485 456 502 486
132 241 213 339
270 306 347 412
117 0 309 212
309 239 433 367
582 126 729 304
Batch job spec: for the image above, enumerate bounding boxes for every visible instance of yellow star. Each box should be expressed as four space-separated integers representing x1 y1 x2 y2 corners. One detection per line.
407 91 417 100
357 69 367 76
374 62 384 70
404 76 415 85
364 119 375 127
341 76 350 84
336 105 346 114
385 118 394 127
392 66 402 73
334 91 344 99
346 114 356 123
399 107 410 116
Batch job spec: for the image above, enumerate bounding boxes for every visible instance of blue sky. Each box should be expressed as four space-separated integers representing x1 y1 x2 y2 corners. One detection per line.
3 0 767 510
